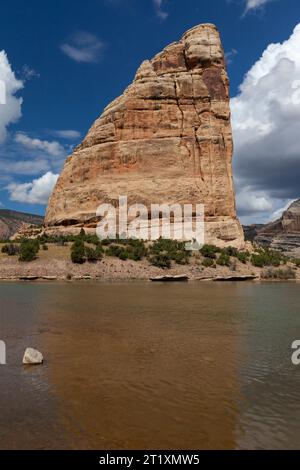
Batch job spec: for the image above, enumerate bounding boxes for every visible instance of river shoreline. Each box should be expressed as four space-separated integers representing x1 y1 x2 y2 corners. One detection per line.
1 243 299 282
0 256 299 282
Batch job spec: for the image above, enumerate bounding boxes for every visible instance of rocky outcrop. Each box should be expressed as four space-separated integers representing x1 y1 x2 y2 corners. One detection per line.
254 200 300 258
10 222 43 240
45 24 244 248
0 210 43 240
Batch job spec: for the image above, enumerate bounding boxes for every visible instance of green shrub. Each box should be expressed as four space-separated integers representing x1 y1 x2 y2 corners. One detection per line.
71 239 86 264
106 244 128 260
37 235 48 244
237 251 249 264
200 244 219 259
261 267 296 280
1 244 20 256
101 238 113 246
37 234 80 245
251 253 266 268
294 259 300 267
217 253 231 266
98 238 147 261
171 250 190 265
150 238 190 265
95 244 104 259
223 246 238 257
19 239 40 262
85 247 100 263
151 238 182 254
251 249 284 268
84 234 101 246
149 253 171 269
123 239 147 261
202 257 215 268
119 250 129 261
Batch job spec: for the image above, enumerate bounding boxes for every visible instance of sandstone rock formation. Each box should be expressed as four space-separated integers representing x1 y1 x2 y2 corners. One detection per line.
254 199 300 258
10 222 42 241
0 209 43 240
45 24 244 247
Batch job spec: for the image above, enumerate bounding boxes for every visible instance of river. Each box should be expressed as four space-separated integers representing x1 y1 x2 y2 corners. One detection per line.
0 281 299 449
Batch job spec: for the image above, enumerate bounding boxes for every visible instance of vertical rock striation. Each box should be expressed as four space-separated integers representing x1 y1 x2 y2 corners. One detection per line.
45 24 244 247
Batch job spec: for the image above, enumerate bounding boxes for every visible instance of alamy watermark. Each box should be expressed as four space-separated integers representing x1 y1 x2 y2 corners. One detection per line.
291 340 300 366
0 80 6 105
0 340 6 365
96 196 204 250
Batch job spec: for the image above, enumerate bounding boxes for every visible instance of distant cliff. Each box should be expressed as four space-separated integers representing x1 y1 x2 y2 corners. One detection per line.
243 224 264 242
0 210 43 240
244 200 300 258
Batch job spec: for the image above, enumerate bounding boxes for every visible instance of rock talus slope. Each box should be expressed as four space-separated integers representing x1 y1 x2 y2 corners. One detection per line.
45 24 244 247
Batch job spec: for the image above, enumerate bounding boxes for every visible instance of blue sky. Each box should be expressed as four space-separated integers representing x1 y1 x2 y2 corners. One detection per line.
0 0 300 223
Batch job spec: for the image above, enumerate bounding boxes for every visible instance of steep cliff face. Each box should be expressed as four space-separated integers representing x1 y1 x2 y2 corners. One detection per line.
255 200 300 258
45 24 244 247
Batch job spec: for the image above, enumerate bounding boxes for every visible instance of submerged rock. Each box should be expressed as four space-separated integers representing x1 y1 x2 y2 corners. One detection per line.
23 348 43 365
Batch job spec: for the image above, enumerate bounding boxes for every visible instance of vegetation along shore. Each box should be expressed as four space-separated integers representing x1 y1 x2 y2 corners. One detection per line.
0 230 299 282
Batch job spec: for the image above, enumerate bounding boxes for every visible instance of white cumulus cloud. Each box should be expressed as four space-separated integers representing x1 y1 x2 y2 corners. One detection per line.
61 31 105 63
0 51 23 143
15 132 65 157
232 23 300 224
7 171 59 205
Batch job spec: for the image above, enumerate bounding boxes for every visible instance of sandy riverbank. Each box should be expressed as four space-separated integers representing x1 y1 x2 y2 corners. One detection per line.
1 244 299 282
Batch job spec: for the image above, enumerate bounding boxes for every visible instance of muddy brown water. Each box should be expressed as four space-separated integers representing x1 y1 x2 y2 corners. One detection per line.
0 281 299 449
